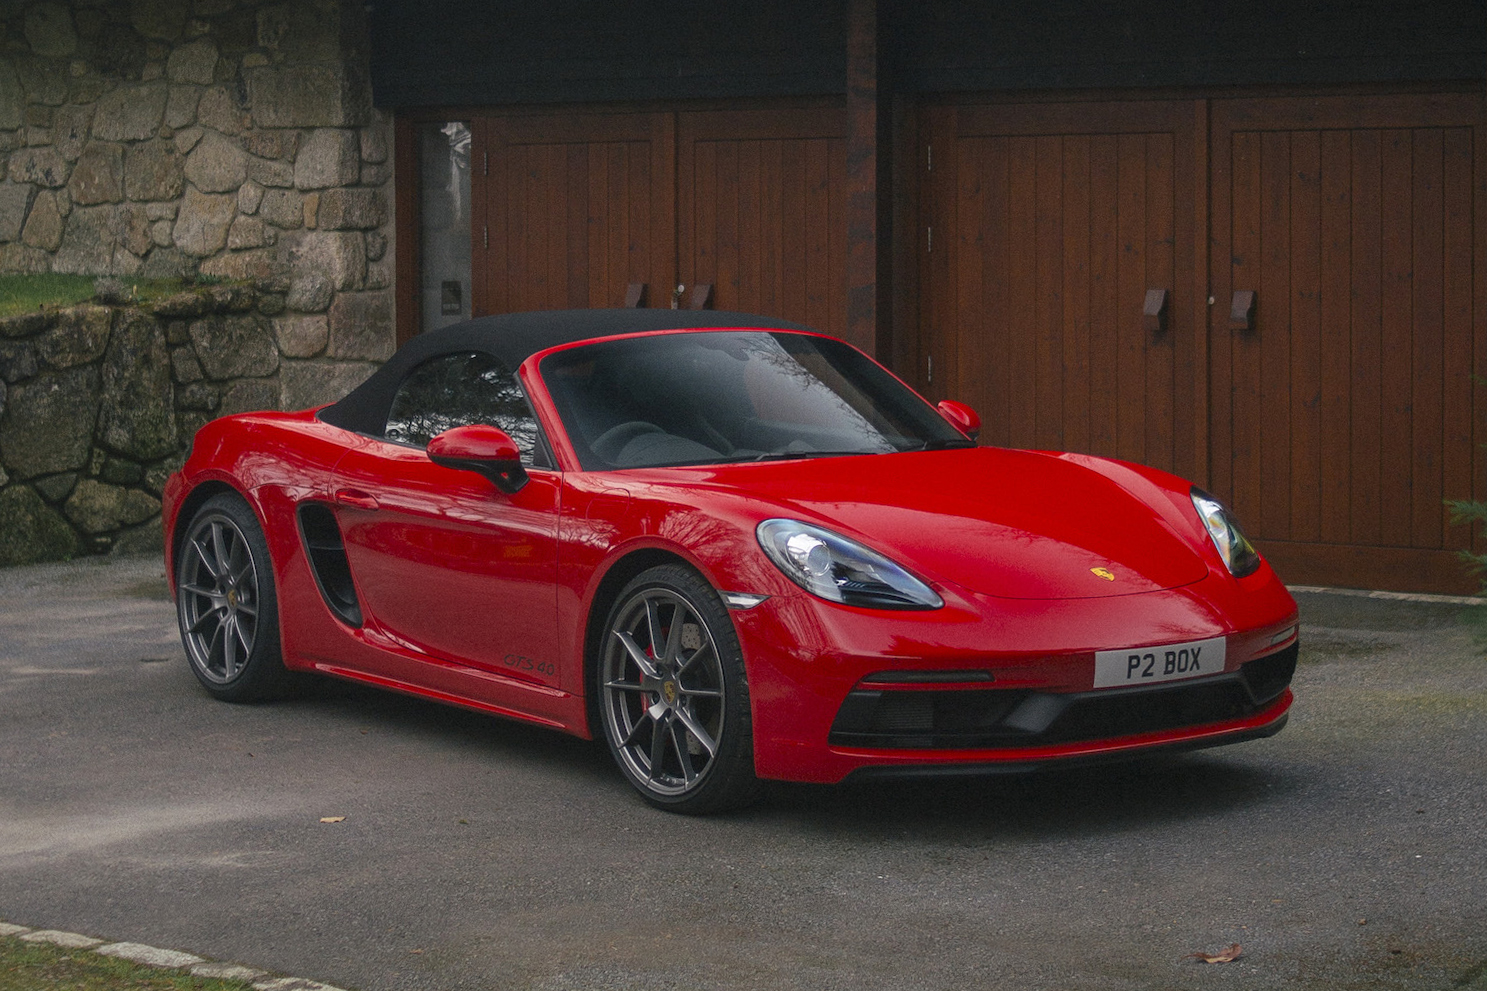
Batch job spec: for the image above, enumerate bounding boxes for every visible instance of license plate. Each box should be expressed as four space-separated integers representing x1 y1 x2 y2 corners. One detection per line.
1093 636 1227 689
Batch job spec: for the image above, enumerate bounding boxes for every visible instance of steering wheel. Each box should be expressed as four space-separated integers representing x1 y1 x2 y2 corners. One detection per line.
591 420 664 463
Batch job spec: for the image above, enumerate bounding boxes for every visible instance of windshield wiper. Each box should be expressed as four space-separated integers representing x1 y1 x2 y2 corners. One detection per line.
911 438 978 451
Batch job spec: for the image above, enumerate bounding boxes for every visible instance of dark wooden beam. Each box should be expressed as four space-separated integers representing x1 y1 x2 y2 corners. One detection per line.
845 0 891 359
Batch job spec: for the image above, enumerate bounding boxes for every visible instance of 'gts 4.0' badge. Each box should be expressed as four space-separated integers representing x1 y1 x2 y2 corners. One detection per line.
1091 567 1116 581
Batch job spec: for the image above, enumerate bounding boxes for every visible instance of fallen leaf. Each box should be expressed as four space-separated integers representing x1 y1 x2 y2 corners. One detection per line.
1185 943 1243 964
319 816 346 823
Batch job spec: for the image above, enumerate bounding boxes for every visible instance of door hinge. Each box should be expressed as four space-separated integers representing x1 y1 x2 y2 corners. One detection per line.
927 144 933 171
927 354 933 385
482 225 488 249
927 226 933 252
483 151 488 176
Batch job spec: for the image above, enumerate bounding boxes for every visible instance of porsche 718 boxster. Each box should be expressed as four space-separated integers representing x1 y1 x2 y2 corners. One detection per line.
164 309 1299 813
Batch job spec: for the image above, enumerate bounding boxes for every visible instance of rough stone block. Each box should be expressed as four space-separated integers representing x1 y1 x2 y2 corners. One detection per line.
140 247 194 279
359 162 390 186
0 60 23 130
291 230 364 291
98 456 145 485
196 85 245 136
53 204 118 274
184 129 247 193
131 0 188 41
243 130 295 161
166 38 217 84
199 246 288 286
117 204 153 257
165 84 201 129
294 129 359 191
0 485 80 566
0 366 100 478
316 187 385 230
274 313 327 358
173 186 235 257
237 180 263 214
280 359 375 410
25 4 78 58
93 82 168 141
364 230 386 262
53 103 93 162
32 472 75 502
189 314 278 379
98 311 177 460
124 141 184 201
174 126 204 156
286 273 332 312
0 183 37 241
65 478 161 533
226 215 265 249
20 191 62 251
0 243 52 273
219 377 278 415
37 305 111 369
327 291 393 361
169 345 202 382
68 142 124 205
11 147 69 188
245 64 369 129
0 312 50 340
16 59 69 107
360 119 389 165
0 340 36 381
108 519 165 556
175 381 218 410
247 155 293 188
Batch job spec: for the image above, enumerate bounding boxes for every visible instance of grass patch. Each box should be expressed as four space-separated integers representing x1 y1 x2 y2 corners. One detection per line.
0 274 247 317
0 934 260 991
0 274 97 316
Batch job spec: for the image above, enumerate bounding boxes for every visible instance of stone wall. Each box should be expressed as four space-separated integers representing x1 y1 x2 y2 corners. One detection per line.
0 0 395 565
0 0 393 370
0 287 378 565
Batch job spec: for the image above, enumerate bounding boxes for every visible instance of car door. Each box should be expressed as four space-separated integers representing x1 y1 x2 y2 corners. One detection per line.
330 351 563 692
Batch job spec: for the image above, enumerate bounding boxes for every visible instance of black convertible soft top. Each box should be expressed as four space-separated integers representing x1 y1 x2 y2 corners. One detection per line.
318 308 810 435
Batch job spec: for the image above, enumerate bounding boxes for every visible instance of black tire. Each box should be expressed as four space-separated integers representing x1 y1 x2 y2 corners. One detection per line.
597 564 759 813
175 492 289 702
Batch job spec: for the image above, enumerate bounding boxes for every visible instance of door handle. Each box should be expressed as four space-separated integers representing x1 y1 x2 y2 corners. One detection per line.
334 489 379 511
1230 290 1256 332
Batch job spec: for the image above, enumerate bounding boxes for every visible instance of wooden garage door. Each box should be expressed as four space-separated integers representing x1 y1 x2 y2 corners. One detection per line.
922 101 1201 480
678 108 849 338
1210 95 1484 593
477 113 676 313
475 107 847 331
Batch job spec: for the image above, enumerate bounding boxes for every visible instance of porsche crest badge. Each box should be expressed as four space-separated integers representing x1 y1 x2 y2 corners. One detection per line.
1091 567 1116 581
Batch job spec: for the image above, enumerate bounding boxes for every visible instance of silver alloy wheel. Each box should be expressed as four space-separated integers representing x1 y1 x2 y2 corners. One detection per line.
178 511 261 686
601 586 727 797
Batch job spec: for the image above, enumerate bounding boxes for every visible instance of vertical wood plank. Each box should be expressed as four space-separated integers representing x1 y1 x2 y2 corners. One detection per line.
1349 129 1384 545
1145 131 1176 473
1115 132 1147 465
1227 129 1262 520
1062 133 1092 455
1034 134 1064 451
1379 128 1414 547
1410 127 1446 548
1006 134 1037 449
954 137 989 418
1318 129 1354 545
1441 127 1475 551
1258 130 1292 539
1186 99 1209 486
1087 133 1120 459
1289 130 1322 542
565 142 588 308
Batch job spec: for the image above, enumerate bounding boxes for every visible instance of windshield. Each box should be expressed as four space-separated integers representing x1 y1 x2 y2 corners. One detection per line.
540 331 973 470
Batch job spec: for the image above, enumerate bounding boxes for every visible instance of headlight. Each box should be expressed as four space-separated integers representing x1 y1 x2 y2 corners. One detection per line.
1191 489 1261 578
757 519 943 610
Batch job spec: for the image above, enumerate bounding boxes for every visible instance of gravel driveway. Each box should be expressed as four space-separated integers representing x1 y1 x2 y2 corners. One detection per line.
1 555 1483 991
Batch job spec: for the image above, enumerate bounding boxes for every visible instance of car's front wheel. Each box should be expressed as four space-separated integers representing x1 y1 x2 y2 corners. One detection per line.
598 564 759 813
176 492 289 702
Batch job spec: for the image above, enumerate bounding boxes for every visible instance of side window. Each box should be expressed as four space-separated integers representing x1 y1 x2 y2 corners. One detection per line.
384 352 548 466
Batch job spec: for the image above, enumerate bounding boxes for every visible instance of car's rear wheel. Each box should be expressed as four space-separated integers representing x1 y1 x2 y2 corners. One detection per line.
176 493 288 702
599 565 759 813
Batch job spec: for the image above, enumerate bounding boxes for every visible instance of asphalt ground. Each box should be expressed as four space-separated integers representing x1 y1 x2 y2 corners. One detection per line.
1 554 1484 991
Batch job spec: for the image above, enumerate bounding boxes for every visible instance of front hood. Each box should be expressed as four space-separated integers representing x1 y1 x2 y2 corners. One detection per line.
700 448 1210 599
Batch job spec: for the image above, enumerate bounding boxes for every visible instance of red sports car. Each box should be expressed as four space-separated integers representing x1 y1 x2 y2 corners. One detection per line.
164 310 1299 813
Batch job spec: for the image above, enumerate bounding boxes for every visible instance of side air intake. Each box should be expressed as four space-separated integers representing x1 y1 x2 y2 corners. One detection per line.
297 502 362 627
